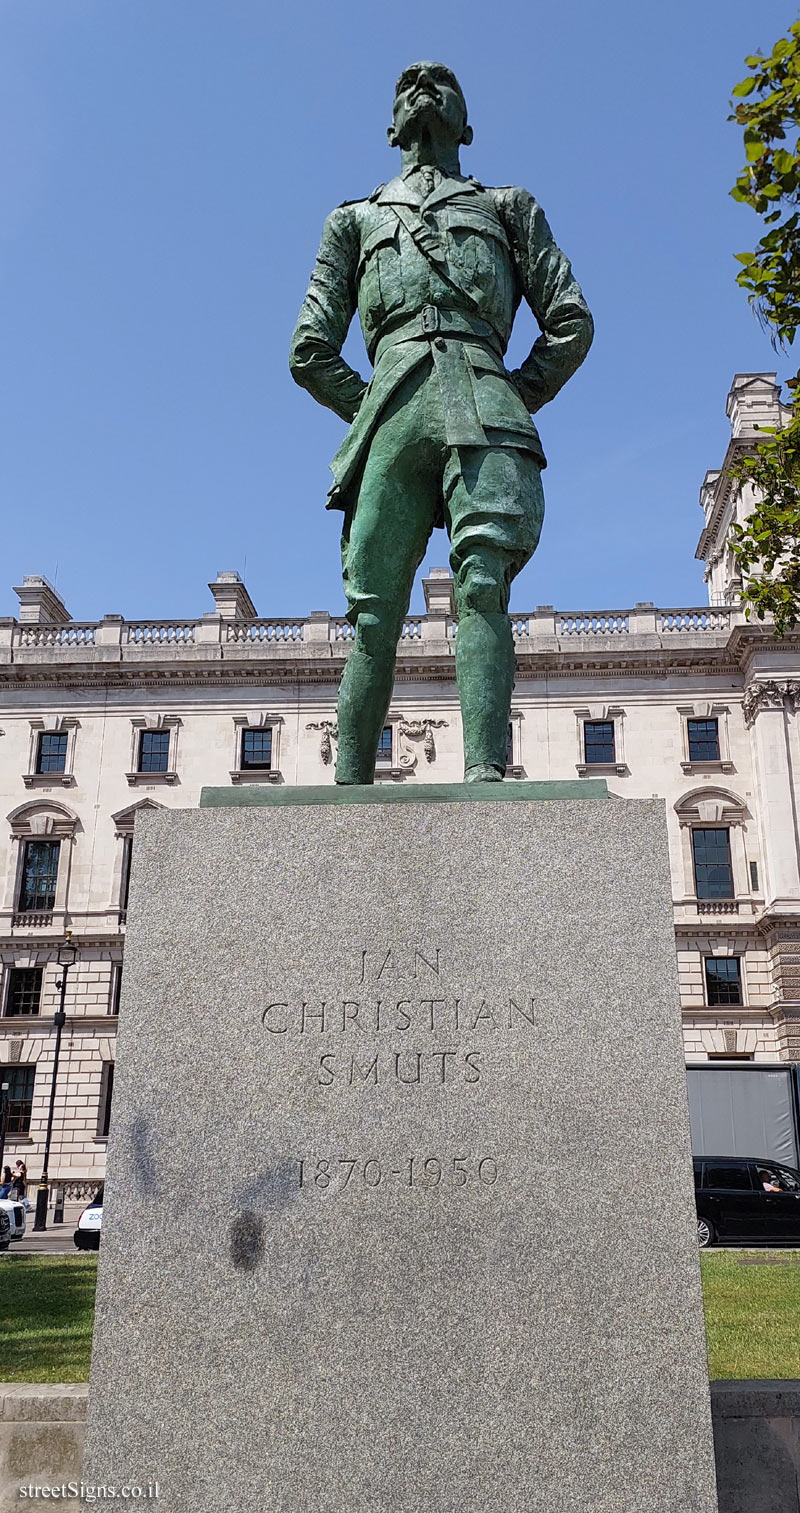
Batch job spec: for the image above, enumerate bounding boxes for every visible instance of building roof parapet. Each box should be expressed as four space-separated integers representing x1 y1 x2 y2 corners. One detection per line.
0 602 753 681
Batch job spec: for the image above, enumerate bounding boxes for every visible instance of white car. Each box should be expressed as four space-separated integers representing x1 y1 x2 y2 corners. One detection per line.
74 1185 103 1250
0 1198 27 1242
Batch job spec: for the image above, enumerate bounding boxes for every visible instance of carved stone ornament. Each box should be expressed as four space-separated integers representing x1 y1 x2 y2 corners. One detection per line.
397 718 448 770
742 680 786 727
784 681 800 714
306 721 338 765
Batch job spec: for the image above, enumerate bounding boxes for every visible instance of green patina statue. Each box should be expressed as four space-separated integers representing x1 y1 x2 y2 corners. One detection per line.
290 62 593 784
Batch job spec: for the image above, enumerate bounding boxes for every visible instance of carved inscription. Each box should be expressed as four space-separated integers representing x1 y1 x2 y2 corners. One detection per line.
297 1155 499 1191
258 946 535 1090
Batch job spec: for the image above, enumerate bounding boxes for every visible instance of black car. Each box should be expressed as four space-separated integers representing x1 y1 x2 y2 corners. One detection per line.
694 1156 800 1247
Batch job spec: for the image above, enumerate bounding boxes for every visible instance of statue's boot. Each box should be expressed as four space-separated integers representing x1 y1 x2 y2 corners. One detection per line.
335 612 398 784
456 608 516 780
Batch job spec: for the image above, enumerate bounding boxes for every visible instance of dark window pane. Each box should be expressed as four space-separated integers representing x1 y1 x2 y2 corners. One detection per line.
36 732 68 774
4 968 42 1017
692 828 734 899
120 836 133 912
18 839 60 912
241 729 272 770
507 724 514 765
97 1061 114 1138
705 957 742 1005
376 726 393 765
702 1163 753 1191
1 1064 35 1136
584 721 615 764
110 965 122 1017
138 730 170 773
687 718 720 763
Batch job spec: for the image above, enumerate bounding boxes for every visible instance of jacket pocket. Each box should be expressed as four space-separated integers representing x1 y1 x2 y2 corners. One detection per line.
466 348 538 437
445 210 512 305
358 222 404 319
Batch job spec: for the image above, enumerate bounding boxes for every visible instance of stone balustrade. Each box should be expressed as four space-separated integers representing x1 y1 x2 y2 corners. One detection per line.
0 603 745 665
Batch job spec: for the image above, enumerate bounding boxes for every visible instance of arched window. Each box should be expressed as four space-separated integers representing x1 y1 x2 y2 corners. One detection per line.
110 800 164 922
4 801 80 929
674 788 751 913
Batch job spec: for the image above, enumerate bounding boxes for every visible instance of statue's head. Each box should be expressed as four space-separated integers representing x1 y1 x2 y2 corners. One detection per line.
388 62 473 151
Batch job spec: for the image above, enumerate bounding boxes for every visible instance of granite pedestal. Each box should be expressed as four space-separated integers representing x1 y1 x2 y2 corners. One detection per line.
85 788 719 1511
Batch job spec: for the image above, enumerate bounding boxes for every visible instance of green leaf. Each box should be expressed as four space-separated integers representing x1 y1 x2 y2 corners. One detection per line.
746 138 768 162
732 78 757 97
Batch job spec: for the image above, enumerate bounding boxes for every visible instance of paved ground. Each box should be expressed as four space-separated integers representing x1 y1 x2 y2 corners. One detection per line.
1 1203 89 1256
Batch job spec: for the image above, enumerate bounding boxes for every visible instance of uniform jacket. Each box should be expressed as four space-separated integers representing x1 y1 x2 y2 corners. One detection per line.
289 172 593 509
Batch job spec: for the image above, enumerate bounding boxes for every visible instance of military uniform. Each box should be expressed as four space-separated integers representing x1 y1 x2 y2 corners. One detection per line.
290 168 593 781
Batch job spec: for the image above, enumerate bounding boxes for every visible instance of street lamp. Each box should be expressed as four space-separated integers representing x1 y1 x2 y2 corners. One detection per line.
33 932 77 1232
0 1080 9 1181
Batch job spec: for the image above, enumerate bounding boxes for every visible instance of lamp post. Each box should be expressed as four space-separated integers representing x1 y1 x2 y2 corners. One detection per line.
0 1079 9 1181
33 933 77 1232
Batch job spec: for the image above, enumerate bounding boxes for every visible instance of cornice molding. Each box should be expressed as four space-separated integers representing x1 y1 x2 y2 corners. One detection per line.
0 660 753 690
695 436 752 564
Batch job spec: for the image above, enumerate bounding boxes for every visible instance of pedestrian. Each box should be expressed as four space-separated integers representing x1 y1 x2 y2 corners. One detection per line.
0 1165 12 1199
11 1160 31 1210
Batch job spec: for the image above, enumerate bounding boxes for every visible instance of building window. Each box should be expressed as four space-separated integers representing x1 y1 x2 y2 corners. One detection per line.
376 726 394 766
679 706 733 774
705 957 742 1006
692 828 734 900
1 1064 35 1136
127 719 180 785
18 839 60 913
241 728 272 771
4 968 43 1017
36 732 68 774
120 837 133 913
584 721 615 765
23 720 79 788
687 719 720 763
138 730 170 774
230 716 282 784
109 964 122 1016
97 1062 114 1138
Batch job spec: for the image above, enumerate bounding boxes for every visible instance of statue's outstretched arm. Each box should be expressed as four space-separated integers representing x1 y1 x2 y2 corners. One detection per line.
289 205 368 424
501 188 594 415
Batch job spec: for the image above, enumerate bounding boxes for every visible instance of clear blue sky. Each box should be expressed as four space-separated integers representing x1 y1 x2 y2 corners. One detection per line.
1 0 795 622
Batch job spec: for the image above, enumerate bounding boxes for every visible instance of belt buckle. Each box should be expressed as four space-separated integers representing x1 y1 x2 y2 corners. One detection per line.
422 305 440 334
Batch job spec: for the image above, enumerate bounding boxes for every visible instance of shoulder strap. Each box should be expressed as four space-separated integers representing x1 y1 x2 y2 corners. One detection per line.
389 203 481 312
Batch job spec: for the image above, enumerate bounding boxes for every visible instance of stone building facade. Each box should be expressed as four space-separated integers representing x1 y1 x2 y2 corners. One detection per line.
1 371 798 1194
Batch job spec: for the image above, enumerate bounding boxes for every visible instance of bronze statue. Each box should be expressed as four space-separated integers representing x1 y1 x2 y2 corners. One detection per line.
290 62 593 783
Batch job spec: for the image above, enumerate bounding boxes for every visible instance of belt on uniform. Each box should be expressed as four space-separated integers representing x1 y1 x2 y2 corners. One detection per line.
373 305 504 366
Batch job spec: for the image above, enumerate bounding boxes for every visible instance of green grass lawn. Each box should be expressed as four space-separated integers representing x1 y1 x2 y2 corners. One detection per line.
0 1252 798 1383
701 1251 800 1379
0 1255 98 1383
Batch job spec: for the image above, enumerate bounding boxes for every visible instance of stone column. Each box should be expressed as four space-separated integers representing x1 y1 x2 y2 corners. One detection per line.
744 680 800 910
746 680 800 1058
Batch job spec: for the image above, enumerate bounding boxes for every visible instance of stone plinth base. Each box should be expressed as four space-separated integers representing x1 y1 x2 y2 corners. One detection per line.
85 791 718 1512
